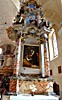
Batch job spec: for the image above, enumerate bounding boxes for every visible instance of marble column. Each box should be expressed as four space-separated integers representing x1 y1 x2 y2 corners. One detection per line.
16 37 21 76
44 41 50 77
41 44 45 77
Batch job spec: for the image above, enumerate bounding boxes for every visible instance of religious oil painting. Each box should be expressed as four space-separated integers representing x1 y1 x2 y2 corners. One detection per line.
23 44 40 68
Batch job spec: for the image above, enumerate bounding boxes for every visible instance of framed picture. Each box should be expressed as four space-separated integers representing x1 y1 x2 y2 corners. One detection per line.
20 44 41 75
23 44 40 68
50 69 52 76
58 66 62 74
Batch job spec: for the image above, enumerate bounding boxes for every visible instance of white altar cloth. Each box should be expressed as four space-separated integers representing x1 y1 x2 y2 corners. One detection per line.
10 94 59 100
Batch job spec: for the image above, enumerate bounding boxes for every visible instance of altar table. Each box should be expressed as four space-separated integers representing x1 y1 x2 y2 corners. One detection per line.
10 94 59 100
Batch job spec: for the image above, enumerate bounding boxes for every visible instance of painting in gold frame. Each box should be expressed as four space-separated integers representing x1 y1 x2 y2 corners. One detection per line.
23 44 40 69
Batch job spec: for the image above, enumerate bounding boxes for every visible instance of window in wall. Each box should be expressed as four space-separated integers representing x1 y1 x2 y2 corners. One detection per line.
0 48 4 67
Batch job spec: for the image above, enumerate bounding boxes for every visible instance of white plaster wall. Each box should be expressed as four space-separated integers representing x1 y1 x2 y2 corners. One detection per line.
50 35 62 95
0 0 17 45
11 0 20 11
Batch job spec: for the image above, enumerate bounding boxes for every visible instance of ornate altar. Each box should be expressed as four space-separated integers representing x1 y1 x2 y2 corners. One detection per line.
0 0 58 96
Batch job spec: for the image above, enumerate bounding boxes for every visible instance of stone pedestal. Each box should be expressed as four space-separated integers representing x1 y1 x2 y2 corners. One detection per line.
18 79 53 95
9 78 17 93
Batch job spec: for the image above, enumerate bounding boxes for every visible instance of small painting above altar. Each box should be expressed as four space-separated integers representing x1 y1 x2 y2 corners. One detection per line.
23 44 40 68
